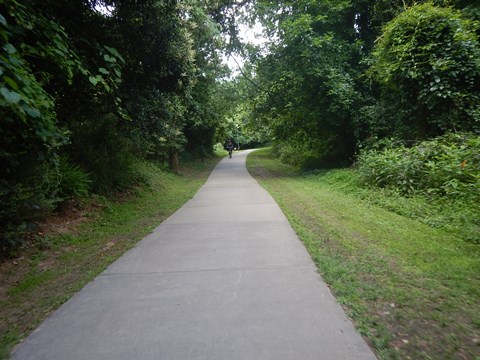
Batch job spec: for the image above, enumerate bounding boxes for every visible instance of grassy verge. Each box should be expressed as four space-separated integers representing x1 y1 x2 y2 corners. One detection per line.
0 157 220 359
247 148 480 360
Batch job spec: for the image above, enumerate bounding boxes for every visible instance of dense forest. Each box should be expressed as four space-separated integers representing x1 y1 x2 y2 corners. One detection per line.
1 0 479 250
1 0 246 250
240 0 479 163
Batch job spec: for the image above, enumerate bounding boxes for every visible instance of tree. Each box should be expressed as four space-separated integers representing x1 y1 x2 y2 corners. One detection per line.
0 0 91 248
245 0 365 166
370 3 480 139
0 0 246 249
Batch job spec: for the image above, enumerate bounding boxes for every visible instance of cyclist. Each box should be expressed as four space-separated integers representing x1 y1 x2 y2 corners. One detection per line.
226 139 234 158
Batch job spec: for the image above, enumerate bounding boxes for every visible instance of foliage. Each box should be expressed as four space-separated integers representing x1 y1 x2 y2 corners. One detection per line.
0 2 65 177
0 1 70 249
357 133 480 197
369 3 480 138
357 133 480 241
53 157 91 199
239 0 480 168
0 0 246 252
247 0 363 166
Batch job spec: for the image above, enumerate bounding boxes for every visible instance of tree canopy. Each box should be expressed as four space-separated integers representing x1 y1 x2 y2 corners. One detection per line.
235 0 480 166
0 0 245 248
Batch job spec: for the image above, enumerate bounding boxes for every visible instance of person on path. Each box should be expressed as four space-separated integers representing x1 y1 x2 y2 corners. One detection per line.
226 139 234 158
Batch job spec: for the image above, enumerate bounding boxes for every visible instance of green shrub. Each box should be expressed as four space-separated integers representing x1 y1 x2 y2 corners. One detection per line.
0 173 59 252
357 133 480 199
54 157 91 199
0 157 91 252
275 143 309 167
66 113 145 192
273 137 348 169
357 133 480 242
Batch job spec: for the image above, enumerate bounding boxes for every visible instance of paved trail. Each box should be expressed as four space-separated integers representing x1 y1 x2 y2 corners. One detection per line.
11 150 376 360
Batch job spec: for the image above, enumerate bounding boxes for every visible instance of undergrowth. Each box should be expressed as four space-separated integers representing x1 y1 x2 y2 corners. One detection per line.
356 133 479 243
0 156 220 359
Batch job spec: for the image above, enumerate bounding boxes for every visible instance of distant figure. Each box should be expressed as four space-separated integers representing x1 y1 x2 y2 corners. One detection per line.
226 139 234 158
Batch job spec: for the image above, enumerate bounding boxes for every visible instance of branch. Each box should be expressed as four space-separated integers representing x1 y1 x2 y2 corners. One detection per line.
230 56 270 94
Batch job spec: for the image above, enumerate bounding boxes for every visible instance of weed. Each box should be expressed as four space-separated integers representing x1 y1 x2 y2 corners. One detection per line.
356 133 480 242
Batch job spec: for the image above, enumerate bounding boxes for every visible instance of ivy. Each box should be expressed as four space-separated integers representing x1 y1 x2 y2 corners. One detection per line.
370 3 480 137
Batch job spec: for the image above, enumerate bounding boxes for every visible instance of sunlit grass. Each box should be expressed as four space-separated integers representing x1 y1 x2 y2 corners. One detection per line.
247 148 480 360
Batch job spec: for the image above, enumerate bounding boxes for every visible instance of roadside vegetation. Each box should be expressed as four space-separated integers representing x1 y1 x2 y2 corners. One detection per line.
2 0 479 358
0 1 260 254
0 157 220 359
357 133 479 243
247 148 480 359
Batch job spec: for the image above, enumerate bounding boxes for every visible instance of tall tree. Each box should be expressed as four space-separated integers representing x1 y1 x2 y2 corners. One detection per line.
248 0 365 165
369 3 480 139
0 0 245 249
242 0 480 166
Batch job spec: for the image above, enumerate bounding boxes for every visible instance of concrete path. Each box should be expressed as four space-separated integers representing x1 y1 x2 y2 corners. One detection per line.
11 150 376 360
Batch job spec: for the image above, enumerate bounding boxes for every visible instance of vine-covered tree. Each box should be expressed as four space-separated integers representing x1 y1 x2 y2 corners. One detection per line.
369 3 480 139
242 0 479 166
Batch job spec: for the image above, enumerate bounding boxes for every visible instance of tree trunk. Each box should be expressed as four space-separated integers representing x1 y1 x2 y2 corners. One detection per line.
169 148 179 174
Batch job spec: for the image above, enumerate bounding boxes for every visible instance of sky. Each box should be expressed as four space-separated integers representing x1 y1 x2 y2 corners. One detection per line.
93 2 266 76
223 21 267 75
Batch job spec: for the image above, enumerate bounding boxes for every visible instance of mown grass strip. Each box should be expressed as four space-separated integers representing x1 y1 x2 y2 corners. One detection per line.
0 157 220 359
247 148 480 360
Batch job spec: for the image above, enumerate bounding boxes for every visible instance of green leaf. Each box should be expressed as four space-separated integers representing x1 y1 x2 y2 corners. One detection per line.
0 14 7 26
0 29 7 42
103 54 116 63
25 107 41 118
89 76 98 85
1 87 21 104
98 67 109 75
3 43 16 54
36 129 48 142
4 76 19 91
105 46 125 63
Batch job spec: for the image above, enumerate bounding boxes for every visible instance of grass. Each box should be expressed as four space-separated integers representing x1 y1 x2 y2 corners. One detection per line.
247 148 480 360
0 156 221 359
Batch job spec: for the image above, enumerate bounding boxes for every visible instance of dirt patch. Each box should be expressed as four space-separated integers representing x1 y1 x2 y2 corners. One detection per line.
37 199 104 236
248 165 284 180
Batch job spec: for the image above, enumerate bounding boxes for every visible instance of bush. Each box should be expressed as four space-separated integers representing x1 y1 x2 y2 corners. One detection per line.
273 137 352 169
66 113 145 192
357 133 480 199
53 157 91 199
274 143 309 167
357 133 480 242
